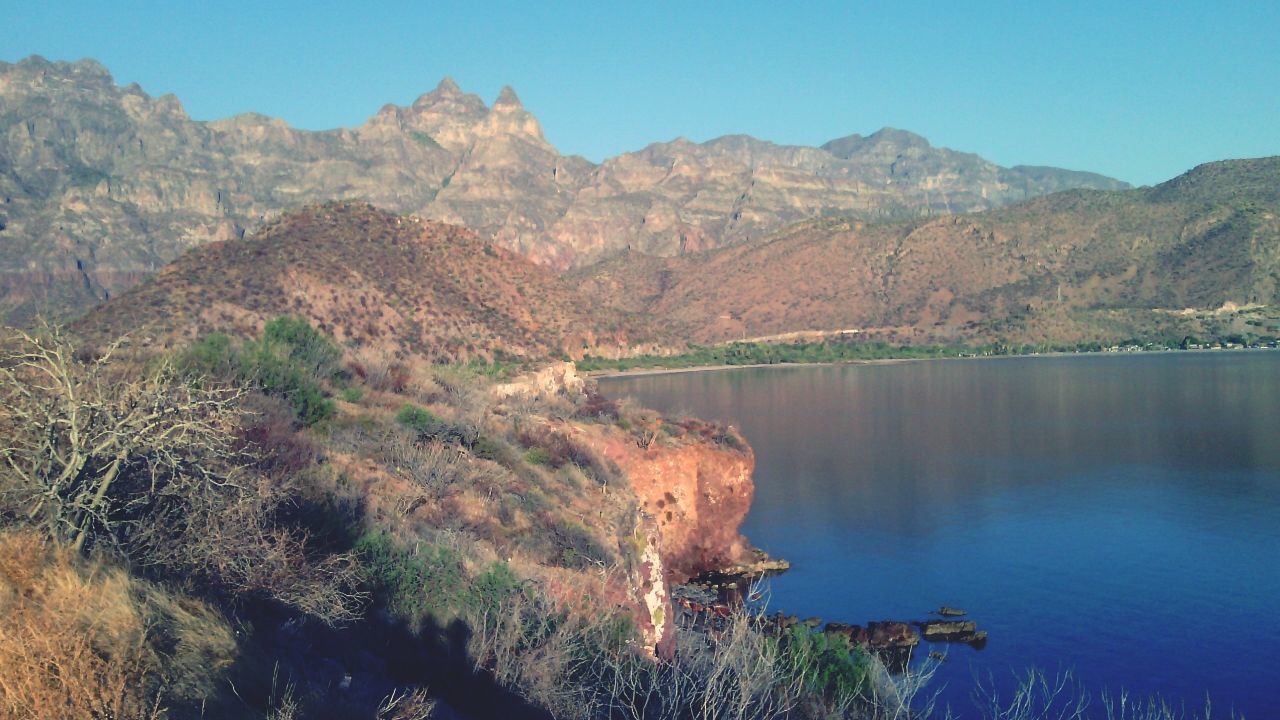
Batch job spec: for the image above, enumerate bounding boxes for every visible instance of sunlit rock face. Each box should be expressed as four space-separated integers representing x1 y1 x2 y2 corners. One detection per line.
583 423 756 583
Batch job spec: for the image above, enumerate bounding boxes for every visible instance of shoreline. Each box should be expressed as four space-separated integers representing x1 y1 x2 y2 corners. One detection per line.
587 356 919 379
586 346 1277 379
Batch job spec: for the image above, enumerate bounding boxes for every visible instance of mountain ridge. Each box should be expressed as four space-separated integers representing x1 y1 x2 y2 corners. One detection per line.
1 55 1125 324
574 156 1280 347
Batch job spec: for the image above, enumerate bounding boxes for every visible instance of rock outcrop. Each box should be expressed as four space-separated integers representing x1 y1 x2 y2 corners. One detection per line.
583 422 755 583
488 367 758 656
629 513 677 658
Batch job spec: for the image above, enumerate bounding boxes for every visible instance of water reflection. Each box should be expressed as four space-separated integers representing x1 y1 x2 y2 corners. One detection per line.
603 353 1280 717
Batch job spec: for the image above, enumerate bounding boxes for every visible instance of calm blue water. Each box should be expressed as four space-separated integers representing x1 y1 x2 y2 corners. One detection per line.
603 353 1280 718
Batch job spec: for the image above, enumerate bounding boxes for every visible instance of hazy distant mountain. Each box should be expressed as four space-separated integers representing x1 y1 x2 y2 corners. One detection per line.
576 157 1280 346
0 56 1125 323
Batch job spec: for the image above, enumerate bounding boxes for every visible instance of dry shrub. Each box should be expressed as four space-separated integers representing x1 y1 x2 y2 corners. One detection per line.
427 365 490 437
516 423 614 484
238 393 320 476
131 470 368 626
465 590 830 720
0 530 237 720
384 434 468 506
0 326 366 626
575 384 620 421
0 324 246 552
376 688 436 720
357 349 414 395
347 348 395 392
670 416 745 451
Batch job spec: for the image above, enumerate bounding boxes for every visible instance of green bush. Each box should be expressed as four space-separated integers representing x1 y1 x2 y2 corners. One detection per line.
180 318 339 427
469 561 521 621
340 386 363 403
396 403 443 432
239 341 335 426
523 447 552 467
471 435 506 462
261 316 341 379
356 531 529 636
549 520 610 569
777 625 869 700
182 333 235 376
354 531 466 629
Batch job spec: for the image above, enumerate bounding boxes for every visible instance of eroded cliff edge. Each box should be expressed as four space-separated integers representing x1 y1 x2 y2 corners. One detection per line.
495 362 758 656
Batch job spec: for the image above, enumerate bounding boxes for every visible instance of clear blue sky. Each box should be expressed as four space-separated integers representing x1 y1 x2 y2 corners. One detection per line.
6 1 1278 186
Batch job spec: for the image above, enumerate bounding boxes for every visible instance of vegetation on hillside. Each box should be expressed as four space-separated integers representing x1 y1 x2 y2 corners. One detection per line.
0 56 1125 325
70 202 658 362
0 318 899 719
577 333 1279 373
575 157 1280 349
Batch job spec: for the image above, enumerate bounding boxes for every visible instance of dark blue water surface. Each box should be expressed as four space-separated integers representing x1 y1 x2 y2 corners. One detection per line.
602 352 1280 718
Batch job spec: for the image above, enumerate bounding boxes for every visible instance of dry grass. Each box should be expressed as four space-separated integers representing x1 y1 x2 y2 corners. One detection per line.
376 688 436 720
969 668 1243 720
0 530 160 719
0 530 241 719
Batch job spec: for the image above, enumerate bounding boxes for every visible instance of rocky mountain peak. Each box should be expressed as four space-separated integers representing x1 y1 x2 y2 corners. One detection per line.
867 127 931 148
14 54 52 70
69 57 113 79
821 127 933 159
412 76 477 110
493 85 523 110
434 76 462 96
6 55 114 89
478 84 545 141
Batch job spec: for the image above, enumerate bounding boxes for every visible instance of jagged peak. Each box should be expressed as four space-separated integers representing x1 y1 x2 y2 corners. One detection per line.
71 58 112 77
412 76 470 108
493 85 523 109
436 76 461 95
15 54 52 69
11 55 113 82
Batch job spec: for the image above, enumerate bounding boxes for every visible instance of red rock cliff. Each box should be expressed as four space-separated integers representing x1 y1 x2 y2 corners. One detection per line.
582 421 756 584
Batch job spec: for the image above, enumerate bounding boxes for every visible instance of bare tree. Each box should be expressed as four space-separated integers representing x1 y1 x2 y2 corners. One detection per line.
0 325 366 625
0 325 245 551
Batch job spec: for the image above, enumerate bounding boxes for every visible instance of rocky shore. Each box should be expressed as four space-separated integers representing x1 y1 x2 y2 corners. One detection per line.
673 560 988 671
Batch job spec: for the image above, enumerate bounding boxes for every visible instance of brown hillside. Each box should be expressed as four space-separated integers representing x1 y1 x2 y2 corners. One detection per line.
576 157 1280 345
73 202 660 359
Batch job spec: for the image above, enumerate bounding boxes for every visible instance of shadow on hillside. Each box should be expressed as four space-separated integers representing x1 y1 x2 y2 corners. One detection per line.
201 603 552 720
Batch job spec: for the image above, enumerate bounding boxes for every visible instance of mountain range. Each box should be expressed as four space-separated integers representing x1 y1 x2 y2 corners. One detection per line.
0 56 1125 324
576 157 1280 346
72 156 1280 365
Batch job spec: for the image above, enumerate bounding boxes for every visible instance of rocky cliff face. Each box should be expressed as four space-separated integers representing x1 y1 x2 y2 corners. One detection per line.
601 421 754 656
489 365 757 656
0 56 1126 324
578 421 755 584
